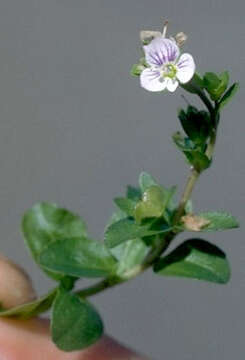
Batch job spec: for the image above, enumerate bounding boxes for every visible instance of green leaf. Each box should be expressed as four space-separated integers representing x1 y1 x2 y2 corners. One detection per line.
139 172 158 192
197 211 239 231
0 288 57 319
104 209 127 233
135 185 165 222
184 150 211 172
172 131 195 151
204 72 221 90
180 73 204 94
218 83 239 110
134 185 175 223
39 237 117 278
203 71 229 101
114 238 149 275
114 197 137 217
173 133 211 171
178 106 211 145
130 63 145 77
126 185 141 201
154 239 230 284
22 202 87 280
51 288 103 351
104 218 170 248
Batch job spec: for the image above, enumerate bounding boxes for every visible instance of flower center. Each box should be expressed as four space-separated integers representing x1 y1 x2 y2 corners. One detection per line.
162 63 177 79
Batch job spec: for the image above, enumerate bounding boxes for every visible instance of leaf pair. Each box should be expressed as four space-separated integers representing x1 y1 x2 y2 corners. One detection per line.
22 202 88 281
22 202 117 280
173 131 211 172
182 72 239 110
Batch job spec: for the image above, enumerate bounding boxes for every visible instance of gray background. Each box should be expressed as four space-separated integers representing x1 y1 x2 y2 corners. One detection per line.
0 1 244 359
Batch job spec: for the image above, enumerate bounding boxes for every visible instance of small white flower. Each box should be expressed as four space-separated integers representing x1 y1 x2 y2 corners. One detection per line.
140 37 195 93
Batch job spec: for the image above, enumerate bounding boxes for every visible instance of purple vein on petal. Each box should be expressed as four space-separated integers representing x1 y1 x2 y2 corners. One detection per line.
177 58 189 68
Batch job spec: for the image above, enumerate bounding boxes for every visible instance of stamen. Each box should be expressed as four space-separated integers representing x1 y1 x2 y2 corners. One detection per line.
162 20 169 38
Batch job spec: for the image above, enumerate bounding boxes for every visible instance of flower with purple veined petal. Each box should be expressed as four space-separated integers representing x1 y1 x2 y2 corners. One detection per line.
140 37 195 92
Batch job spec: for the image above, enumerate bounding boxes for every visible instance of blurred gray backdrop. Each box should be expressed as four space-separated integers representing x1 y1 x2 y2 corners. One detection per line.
0 1 244 359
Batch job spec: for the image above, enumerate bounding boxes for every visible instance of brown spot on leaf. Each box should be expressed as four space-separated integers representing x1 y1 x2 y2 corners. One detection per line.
181 214 210 231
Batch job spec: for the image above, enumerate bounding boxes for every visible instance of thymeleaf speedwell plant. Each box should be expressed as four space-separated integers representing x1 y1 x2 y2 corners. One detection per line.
0 21 240 352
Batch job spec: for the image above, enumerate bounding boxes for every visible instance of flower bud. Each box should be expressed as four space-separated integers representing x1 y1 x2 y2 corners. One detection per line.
0 254 36 309
174 32 188 47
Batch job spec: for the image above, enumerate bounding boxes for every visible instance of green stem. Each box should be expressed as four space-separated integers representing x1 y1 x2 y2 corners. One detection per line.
173 167 200 222
76 236 171 299
196 89 214 115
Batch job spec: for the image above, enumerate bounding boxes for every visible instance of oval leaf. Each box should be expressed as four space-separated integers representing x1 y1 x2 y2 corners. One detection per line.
51 288 103 351
154 239 231 284
39 237 117 278
22 202 87 280
198 211 239 231
104 218 170 248
112 238 149 275
139 172 158 192
114 197 137 217
135 186 165 222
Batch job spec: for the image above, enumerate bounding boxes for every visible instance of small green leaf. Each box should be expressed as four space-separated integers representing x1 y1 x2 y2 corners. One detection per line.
104 209 127 234
0 288 57 319
130 63 145 77
126 185 141 201
134 185 165 223
204 72 221 91
114 197 137 217
134 185 176 223
51 288 103 351
219 71 230 90
39 237 117 278
203 72 229 101
154 239 230 284
197 211 239 231
184 150 211 172
172 131 195 151
22 202 87 280
173 133 211 171
139 172 158 192
178 106 211 145
114 238 149 275
104 218 169 248
218 83 239 110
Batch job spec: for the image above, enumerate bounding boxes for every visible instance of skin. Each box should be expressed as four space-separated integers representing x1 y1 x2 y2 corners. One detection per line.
0 255 146 360
0 317 145 359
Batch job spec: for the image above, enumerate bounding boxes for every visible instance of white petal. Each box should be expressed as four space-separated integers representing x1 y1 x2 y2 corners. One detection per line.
166 78 179 92
176 53 195 84
144 37 180 67
140 68 167 92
